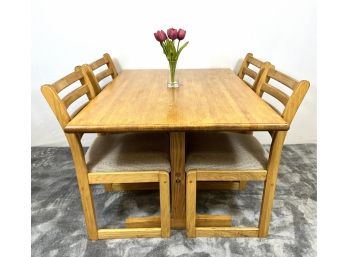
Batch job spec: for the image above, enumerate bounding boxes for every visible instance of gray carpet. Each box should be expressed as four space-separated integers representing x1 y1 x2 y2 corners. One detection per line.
31 144 316 257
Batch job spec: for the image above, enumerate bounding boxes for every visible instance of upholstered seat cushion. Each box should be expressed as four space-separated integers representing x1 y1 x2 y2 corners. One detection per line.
185 132 268 171
85 133 171 172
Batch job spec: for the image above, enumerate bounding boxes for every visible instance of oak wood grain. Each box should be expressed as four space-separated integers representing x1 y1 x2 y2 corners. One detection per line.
87 171 161 184
170 132 186 228
65 69 288 133
159 172 171 237
186 171 197 237
195 170 267 181
124 214 231 228
97 228 161 239
106 181 243 191
195 227 259 237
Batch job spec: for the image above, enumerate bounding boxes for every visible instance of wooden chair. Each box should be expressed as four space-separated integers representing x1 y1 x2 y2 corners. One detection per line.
237 53 272 91
76 53 118 192
185 67 310 238
235 53 273 190
41 66 170 240
84 53 118 96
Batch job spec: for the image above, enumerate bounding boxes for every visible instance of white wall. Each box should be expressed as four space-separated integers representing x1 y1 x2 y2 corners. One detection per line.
31 0 316 146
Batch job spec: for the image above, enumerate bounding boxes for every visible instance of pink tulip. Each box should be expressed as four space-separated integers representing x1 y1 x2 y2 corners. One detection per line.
167 28 178 40
177 29 186 40
154 30 167 42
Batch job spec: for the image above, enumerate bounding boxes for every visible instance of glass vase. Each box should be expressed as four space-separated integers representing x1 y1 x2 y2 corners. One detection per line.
167 60 179 88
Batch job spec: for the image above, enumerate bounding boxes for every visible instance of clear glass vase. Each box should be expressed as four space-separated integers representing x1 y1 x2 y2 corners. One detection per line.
167 60 179 88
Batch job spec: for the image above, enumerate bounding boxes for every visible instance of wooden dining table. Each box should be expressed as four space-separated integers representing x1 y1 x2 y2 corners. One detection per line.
64 69 288 229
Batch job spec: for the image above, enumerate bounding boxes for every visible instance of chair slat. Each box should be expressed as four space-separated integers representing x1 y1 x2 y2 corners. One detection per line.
238 53 271 92
53 71 84 93
262 82 289 106
96 68 113 82
98 228 162 239
88 171 161 184
90 57 106 70
248 56 263 68
268 69 298 90
103 53 118 79
195 227 259 237
196 170 267 181
62 84 89 108
243 67 257 79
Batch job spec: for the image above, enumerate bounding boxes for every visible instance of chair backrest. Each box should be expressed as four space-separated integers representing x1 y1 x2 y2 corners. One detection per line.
255 67 310 126
238 53 272 91
85 53 118 96
41 66 96 129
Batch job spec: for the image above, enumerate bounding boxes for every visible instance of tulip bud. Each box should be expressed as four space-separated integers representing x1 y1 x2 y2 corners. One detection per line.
167 28 178 40
177 29 186 40
154 31 161 42
154 30 167 43
159 30 167 41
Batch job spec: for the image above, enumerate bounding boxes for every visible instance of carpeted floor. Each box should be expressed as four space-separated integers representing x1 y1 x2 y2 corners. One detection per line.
31 144 316 257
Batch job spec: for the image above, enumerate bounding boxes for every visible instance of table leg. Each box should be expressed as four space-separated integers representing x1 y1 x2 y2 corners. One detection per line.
170 132 186 228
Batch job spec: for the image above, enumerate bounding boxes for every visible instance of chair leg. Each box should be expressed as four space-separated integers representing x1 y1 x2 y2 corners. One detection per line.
66 134 98 240
77 183 99 240
258 131 286 237
187 170 260 238
159 172 171 237
186 171 197 238
92 172 170 240
258 180 278 237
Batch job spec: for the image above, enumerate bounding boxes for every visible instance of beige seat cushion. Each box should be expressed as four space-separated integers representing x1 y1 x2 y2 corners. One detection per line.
86 133 171 172
185 132 268 172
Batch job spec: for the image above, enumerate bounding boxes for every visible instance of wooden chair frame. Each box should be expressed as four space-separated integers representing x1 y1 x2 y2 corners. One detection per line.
86 53 118 96
186 67 310 238
78 53 119 192
236 53 274 189
41 66 170 240
238 53 272 92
